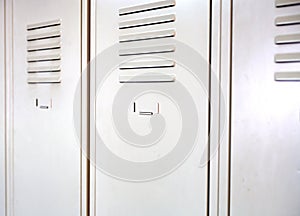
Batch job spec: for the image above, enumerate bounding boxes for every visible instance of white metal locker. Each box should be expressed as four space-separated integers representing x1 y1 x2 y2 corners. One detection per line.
231 0 300 215
5 0 84 215
90 0 211 215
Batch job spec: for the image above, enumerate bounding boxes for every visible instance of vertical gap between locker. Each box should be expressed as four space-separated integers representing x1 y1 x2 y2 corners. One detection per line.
207 0 213 215
227 0 234 215
86 0 91 215
216 0 223 215
4 0 7 214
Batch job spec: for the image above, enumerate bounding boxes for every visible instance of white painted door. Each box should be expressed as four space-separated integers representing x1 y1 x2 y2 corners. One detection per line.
231 0 300 215
10 0 83 215
90 0 211 215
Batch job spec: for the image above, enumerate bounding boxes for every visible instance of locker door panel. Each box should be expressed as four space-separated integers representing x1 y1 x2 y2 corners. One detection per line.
231 0 300 215
12 0 82 215
92 0 210 215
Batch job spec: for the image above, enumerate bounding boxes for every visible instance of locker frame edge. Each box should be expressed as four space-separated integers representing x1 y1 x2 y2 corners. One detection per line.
3 0 14 215
209 0 232 215
81 0 90 215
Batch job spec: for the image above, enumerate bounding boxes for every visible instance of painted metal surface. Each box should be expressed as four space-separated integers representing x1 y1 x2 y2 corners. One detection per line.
10 0 83 215
231 0 300 215
91 0 210 215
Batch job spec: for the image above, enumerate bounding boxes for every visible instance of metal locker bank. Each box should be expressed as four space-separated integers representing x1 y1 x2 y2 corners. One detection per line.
0 0 299 216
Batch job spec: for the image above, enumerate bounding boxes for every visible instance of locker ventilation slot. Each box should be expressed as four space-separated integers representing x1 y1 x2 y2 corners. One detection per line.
119 29 175 43
119 0 175 16
274 2 300 81
275 72 300 81
120 60 175 69
119 74 175 83
119 14 175 29
26 19 62 84
276 0 300 7
275 34 300 44
118 0 176 83
275 53 300 63
119 45 175 56
275 14 300 26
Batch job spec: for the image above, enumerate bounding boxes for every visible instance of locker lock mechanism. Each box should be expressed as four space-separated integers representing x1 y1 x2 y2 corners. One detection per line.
35 98 52 110
133 102 160 116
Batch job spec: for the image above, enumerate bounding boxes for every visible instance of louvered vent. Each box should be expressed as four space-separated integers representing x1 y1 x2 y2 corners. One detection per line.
274 0 300 81
26 19 62 84
118 0 176 83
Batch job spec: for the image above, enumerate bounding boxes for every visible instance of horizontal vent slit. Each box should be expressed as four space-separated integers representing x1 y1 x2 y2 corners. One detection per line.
27 35 60 42
119 45 175 56
276 0 300 7
119 14 175 29
27 47 60 52
119 0 175 16
27 74 61 84
27 42 61 51
27 31 61 41
27 65 60 72
27 70 60 73
28 59 60 63
120 60 175 69
275 72 300 81
27 19 61 31
27 54 61 62
275 33 300 44
120 29 175 43
27 23 60 31
119 74 175 83
275 52 300 63
28 81 61 84
275 14 300 26
27 67 61 73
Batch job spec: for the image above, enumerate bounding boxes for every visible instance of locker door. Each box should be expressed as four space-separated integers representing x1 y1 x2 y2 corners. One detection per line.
11 0 83 215
90 0 211 215
231 0 300 215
